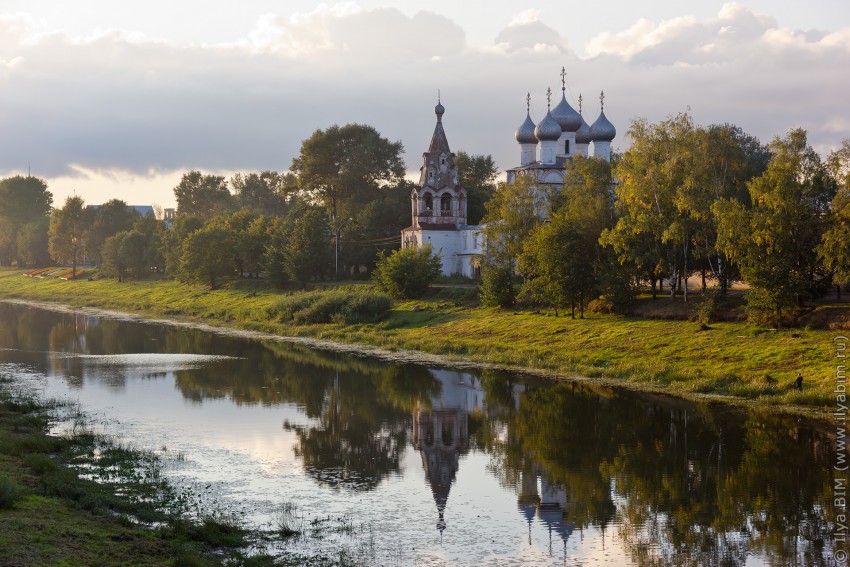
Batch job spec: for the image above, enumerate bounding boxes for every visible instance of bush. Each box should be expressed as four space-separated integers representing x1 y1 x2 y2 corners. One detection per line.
0 475 23 509
480 261 515 308
695 288 720 328
588 297 614 314
272 288 392 324
372 245 442 299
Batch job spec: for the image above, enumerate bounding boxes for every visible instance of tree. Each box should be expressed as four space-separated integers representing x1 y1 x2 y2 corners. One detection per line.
560 155 634 306
85 199 138 265
455 152 498 224
48 195 86 277
132 214 165 273
336 180 413 277
479 256 516 308
519 214 597 318
102 230 147 282
291 124 405 222
162 215 203 275
179 224 236 289
173 171 233 221
16 217 51 267
372 244 442 299
482 175 546 264
604 113 695 300
820 139 850 288
716 129 835 325
282 207 330 288
231 171 296 216
0 176 52 265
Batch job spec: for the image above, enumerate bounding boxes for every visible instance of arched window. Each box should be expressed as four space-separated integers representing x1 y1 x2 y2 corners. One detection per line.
441 193 452 213
424 193 433 211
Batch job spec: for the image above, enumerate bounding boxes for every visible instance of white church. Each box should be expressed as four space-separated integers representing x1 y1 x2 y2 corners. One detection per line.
401 70 616 278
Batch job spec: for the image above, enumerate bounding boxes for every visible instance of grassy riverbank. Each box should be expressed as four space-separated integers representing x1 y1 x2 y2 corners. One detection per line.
0 268 845 418
0 376 276 566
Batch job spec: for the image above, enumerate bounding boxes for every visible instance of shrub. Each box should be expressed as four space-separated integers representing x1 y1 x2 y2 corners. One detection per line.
0 475 23 509
695 288 720 328
372 245 442 299
588 297 614 314
479 261 516 308
272 288 391 324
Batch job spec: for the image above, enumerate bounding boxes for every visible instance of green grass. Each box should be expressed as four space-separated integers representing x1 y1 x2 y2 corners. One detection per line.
0 268 845 417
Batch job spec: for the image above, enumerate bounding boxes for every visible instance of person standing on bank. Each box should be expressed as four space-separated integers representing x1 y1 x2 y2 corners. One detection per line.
795 373 803 390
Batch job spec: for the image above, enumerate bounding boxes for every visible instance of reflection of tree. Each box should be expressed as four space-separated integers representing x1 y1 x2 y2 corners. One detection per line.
480 377 836 566
283 369 409 490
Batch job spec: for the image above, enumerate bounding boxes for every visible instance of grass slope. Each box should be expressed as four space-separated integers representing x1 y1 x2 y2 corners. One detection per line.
0 268 843 417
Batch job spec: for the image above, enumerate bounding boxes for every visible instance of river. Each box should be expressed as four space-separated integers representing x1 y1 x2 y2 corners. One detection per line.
0 301 840 566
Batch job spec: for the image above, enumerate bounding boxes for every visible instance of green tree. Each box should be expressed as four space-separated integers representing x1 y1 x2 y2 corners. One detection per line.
604 113 695 300
482 176 545 264
132 215 165 273
173 171 233 221
85 199 138 265
283 207 330 288
16 217 51 267
336 180 413 277
161 215 203 275
455 152 498 224
479 257 516 308
716 128 835 324
101 230 146 282
479 176 552 308
178 224 236 289
291 124 405 223
519 214 597 317
819 139 850 288
48 195 86 277
372 244 442 299
560 155 634 306
0 176 52 266
230 171 296 216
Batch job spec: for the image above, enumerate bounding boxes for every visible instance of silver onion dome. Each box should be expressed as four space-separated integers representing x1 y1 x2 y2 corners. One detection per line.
515 112 538 144
535 110 561 141
435 101 445 119
589 110 616 142
551 93 583 133
575 116 592 144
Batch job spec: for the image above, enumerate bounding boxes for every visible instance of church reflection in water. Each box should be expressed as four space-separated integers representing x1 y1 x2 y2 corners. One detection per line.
412 370 477 534
412 369 573 553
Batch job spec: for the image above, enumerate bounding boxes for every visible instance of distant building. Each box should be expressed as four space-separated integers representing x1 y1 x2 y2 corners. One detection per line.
87 204 156 218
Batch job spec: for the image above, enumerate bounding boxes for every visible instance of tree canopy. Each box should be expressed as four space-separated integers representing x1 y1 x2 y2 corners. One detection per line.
173 171 233 220
291 123 405 222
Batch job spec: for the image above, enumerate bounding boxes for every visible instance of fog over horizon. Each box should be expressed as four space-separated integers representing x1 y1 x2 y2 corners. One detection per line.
0 2 848 207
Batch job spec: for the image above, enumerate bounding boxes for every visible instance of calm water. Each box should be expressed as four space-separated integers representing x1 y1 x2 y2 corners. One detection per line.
0 301 841 566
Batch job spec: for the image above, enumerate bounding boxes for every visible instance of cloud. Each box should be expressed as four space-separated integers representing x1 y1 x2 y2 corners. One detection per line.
494 10 566 53
245 4 465 59
0 2 847 209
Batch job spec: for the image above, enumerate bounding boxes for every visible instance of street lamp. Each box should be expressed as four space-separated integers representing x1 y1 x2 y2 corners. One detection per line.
334 217 353 278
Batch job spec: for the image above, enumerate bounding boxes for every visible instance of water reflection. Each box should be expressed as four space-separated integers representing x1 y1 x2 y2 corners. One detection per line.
0 302 840 565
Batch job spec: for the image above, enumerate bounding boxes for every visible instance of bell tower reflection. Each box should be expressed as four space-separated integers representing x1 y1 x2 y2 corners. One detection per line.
518 467 574 555
412 369 481 534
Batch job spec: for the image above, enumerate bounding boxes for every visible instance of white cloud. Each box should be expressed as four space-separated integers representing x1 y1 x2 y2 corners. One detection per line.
509 9 542 27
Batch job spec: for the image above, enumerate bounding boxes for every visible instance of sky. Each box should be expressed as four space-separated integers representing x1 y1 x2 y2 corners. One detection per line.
1 1 848 209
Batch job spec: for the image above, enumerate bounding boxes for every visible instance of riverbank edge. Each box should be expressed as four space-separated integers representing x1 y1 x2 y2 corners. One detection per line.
0 376 277 566
0 292 834 423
